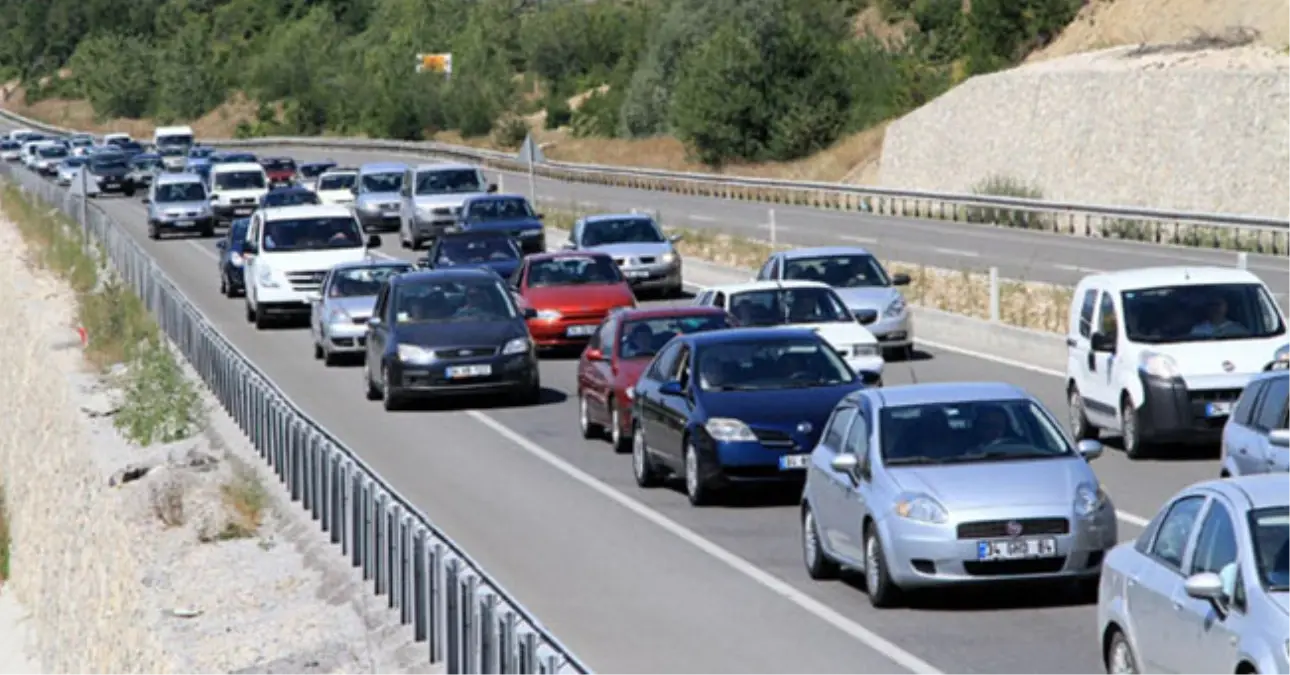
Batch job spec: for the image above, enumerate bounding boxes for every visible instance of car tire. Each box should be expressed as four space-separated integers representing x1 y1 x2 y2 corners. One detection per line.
609 401 630 454
1105 629 1139 674
578 391 604 439
245 299 256 323
313 341 324 360
253 305 270 330
802 504 840 580
1068 385 1097 440
683 439 716 507
512 376 541 406
631 422 662 488
201 225 214 238
863 525 901 608
148 222 159 240
323 348 341 367
381 365 404 411
219 275 227 296
1120 396 1148 460
364 361 382 401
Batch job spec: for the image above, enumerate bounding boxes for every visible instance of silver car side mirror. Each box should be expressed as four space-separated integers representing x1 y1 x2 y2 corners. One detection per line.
829 454 859 474
1183 571 1229 616
1076 439 1103 461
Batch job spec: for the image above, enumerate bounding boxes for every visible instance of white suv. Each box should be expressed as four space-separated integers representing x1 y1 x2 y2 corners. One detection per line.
1065 266 1287 459
242 204 382 329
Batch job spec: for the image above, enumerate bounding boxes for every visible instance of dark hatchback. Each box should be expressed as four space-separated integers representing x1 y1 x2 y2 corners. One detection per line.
215 218 251 297
416 230 522 280
87 153 135 196
363 268 541 410
631 327 866 505
457 194 546 254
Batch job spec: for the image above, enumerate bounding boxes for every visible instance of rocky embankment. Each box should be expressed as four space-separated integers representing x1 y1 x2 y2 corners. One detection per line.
0 207 436 672
878 40 1289 217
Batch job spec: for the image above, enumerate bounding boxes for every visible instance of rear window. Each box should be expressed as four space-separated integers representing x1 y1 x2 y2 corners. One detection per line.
263 158 296 171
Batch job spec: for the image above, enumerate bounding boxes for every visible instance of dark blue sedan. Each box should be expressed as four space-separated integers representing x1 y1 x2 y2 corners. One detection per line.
260 185 321 209
457 194 546 254
215 218 251 297
417 230 522 280
630 328 866 505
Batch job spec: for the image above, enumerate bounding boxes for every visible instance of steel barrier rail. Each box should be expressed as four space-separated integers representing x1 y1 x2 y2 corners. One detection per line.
0 162 590 675
2 107 1286 255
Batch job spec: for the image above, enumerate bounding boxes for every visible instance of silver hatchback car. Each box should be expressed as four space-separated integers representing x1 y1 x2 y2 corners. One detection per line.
1096 474 1288 674
1221 365 1289 477
308 259 414 365
801 382 1117 607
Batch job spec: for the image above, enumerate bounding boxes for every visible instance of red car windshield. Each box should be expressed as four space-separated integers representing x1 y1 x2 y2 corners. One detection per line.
528 257 622 287
619 315 733 359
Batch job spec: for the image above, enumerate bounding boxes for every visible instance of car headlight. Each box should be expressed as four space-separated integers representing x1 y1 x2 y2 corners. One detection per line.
852 343 879 357
536 309 562 320
358 201 378 212
228 251 243 267
705 417 758 443
256 265 279 288
661 252 677 265
1138 351 1181 379
884 296 906 318
397 344 436 365
1074 482 1108 518
502 337 530 355
893 492 948 524
328 307 353 324
625 385 634 400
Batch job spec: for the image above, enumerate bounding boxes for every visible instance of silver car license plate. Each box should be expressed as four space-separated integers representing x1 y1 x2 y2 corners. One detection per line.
175 220 194 228
626 270 650 279
446 364 491 379
235 208 252 215
977 537 1058 561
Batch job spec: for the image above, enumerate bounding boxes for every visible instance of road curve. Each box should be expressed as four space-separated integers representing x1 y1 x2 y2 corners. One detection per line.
2 132 1230 674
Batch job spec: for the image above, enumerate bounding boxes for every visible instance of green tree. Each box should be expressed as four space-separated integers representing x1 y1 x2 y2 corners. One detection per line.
66 33 155 118
153 12 225 121
669 22 768 165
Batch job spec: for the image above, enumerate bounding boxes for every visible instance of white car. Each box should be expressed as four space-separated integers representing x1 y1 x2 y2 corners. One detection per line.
241 204 382 329
1065 266 1287 459
693 280 885 384
314 168 358 206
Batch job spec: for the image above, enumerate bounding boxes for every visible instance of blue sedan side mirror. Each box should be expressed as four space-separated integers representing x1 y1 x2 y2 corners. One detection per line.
659 381 684 397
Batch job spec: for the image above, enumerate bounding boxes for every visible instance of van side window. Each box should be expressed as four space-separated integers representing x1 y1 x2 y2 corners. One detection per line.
1078 289 1098 338
1098 291 1118 337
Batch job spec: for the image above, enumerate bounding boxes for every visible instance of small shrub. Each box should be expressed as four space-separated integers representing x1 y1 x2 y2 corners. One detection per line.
969 175 1049 230
114 337 204 446
492 116 531 150
544 97 572 129
216 463 268 540
150 475 186 528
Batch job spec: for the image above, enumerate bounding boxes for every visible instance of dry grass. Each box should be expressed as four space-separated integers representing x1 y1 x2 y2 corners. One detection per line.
0 486 9 582
214 463 267 541
149 474 186 529
544 207 1072 333
2 89 261 139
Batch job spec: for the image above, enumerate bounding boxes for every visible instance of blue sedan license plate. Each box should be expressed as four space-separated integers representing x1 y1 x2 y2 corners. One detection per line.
778 454 810 470
977 537 1057 561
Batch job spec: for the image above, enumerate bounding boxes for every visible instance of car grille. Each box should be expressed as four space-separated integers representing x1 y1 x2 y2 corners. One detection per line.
435 346 499 359
854 309 879 325
1189 388 1243 404
613 256 657 267
560 309 607 322
285 270 327 292
962 558 1066 576
956 518 1069 539
751 428 797 450
232 197 256 205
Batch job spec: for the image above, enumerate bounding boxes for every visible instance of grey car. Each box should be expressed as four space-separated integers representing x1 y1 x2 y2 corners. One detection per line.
55 156 88 186
144 173 214 239
308 259 414 365
563 213 684 297
353 162 407 232
1096 474 1288 674
1220 365 1289 477
757 246 913 356
801 381 1117 607
398 162 495 249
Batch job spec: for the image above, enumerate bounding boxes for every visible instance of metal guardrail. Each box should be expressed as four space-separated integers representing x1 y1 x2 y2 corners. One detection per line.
0 162 589 675
3 106 1286 256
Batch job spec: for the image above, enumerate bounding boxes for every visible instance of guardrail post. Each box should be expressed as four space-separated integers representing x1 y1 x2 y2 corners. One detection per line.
1237 252 1248 269
988 267 1000 323
768 208 777 248
498 174 504 195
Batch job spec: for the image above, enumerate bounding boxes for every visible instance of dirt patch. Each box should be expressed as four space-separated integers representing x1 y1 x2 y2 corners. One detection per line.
3 89 261 139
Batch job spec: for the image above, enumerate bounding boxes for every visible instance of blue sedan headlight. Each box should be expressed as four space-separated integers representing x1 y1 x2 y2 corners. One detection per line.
705 417 757 443
893 492 948 524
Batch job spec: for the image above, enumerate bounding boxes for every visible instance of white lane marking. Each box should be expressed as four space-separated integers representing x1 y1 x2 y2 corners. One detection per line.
909 337 1150 529
840 235 877 245
932 247 978 258
1054 263 1105 274
466 410 943 675
688 214 716 222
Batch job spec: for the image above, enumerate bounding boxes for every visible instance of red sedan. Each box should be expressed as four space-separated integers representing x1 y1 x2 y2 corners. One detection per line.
261 157 297 188
576 306 737 451
513 251 637 349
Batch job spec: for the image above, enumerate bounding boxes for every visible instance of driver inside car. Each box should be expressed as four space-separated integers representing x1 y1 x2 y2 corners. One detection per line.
973 405 1022 447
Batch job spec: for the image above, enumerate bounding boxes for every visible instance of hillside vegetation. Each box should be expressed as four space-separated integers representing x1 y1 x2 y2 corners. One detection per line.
0 0 1084 178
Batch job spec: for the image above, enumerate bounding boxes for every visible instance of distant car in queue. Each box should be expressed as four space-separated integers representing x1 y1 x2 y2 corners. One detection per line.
577 306 737 452
417 230 523 280
86 152 135 197
362 268 541 410
509 251 636 351
309 259 414 365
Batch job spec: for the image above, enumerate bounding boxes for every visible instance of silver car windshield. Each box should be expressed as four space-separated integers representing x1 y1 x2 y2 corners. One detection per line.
156 183 206 202
783 254 891 288
360 172 402 194
879 399 1073 465
1250 507 1289 591
319 174 356 190
695 339 854 391
728 288 852 326
39 146 68 158
327 265 410 298
414 168 482 195
581 218 664 246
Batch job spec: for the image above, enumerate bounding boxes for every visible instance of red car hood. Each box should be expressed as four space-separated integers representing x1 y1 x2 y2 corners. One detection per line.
522 284 635 312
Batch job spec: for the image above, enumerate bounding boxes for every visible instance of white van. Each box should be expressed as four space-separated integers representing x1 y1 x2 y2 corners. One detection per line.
207 161 268 224
1065 266 1287 459
241 204 381 329
103 132 132 147
153 125 194 149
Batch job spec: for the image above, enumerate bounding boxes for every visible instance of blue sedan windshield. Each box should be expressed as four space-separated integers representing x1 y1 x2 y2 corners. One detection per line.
879 399 1072 465
465 197 534 221
436 237 519 265
695 338 853 391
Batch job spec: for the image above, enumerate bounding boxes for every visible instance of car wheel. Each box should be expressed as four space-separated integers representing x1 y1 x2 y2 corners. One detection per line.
863 525 901 608
253 305 270 330
802 504 840 580
364 361 382 401
631 422 662 488
512 375 541 406
201 225 214 238
578 391 604 439
381 365 404 411
1121 397 1148 460
148 222 159 240
219 275 227 296
245 299 256 323
609 402 630 454
1068 385 1096 440
1105 629 1139 674
684 440 716 506
313 341 324 360
323 347 341 367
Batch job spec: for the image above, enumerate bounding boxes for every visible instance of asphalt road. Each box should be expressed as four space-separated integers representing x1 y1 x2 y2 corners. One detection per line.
2 141 1233 674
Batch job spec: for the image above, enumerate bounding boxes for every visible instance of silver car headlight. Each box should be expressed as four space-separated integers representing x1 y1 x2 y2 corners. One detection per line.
661 251 678 265
502 337 530 355
893 492 948 524
884 296 906 318
327 307 353 325
1074 483 1108 518
397 344 436 365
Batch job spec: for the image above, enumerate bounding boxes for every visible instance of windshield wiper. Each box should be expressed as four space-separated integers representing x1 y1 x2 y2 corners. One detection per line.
885 456 943 466
943 450 1056 463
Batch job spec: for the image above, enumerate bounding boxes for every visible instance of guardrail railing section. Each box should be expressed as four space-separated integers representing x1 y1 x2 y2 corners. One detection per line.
0 162 588 675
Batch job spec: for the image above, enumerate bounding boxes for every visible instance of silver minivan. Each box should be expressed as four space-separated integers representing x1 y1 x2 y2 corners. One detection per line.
1220 365 1289 477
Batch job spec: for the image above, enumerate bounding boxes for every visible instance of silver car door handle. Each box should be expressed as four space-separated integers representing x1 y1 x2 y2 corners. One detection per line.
1172 601 1183 611
1126 576 1137 588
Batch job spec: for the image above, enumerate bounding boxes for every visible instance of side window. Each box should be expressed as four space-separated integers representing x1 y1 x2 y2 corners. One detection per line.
821 406 857 450
694 290 710 306
649 342 682 380
1232 381 1267 426
510 263 525 288
1098 291 1118 337
570 222 581 246
372 285 389 320
842 408 869 458
1078 289 1098 338
674 347 693 390
769 258 781 280
601 319 617 359
320 270 333 295
1254 376 1289 431
756 259 772 280
1148 496 1206 570
713 292 727 309
1189 500 1238 577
